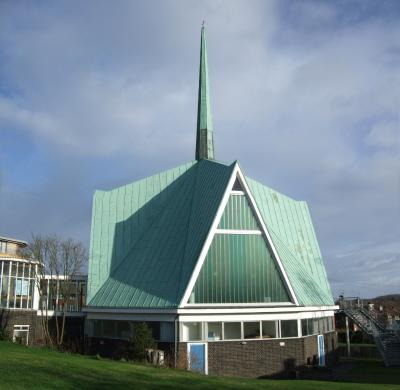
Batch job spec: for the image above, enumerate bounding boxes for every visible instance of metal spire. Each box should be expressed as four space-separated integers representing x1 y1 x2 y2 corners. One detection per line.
196 24 215 160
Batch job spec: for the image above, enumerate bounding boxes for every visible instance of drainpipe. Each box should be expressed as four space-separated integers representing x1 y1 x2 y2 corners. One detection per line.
174 315 179 368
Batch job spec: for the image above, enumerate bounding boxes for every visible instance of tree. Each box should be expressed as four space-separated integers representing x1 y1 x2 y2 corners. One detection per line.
126 322 156 361
26 234 87 347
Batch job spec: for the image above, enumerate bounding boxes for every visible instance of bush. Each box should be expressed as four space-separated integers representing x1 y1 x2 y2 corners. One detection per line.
125 322 156 362
0 329 10 341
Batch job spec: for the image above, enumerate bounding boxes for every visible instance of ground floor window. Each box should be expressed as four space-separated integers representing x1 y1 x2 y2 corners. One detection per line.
87 320 172 341
224 322 241 340
261 321 277 338
243 322 260 339
207 322 222 341
13 325 29 345
182 315 334 342
301 316 335 336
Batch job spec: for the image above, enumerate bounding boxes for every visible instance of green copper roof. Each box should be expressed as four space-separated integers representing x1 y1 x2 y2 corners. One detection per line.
195 25 215 161
87 160 334 309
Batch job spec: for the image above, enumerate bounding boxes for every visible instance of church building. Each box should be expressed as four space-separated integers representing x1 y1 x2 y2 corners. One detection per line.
85 27 338 377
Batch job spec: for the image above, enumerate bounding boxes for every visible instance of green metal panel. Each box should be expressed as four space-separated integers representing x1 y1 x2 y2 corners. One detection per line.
196 26 215 160
218 195 259 230
191 234 291 304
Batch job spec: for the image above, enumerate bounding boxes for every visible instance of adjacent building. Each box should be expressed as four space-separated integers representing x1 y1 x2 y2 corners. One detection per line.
84 27 338 377
0 236 86 345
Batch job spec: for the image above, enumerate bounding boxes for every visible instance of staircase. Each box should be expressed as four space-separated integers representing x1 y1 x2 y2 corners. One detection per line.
374 329 400 366
340 298 400 366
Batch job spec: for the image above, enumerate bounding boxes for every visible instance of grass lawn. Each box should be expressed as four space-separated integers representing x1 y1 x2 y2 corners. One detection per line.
0 341 399 390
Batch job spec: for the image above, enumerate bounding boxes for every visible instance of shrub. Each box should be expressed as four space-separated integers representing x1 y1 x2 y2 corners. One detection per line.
125 322 156 362
0 329 10 341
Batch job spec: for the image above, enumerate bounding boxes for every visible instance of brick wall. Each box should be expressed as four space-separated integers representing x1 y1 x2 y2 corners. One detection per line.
207 338 305 377
178 332 338 378
0 309 43 344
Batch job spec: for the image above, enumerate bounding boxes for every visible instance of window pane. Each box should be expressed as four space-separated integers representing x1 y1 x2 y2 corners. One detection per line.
207 322 222 341
93 320 102 337
313 319 319 334
116 321 131 339
307 319 313 335
103 320 115 338
301 319 308 336
8 278 15 308
281 320 298 338
224 322 241 340
17 263 24 277
3 262 10 276
184 322 202 341
319 318 324 334
244 322 260 339
160 322 174 342
1 277 9 307
262 321 277 338
11 262 17 277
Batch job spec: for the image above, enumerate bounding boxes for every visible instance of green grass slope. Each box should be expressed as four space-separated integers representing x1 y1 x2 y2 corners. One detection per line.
0 342 399 390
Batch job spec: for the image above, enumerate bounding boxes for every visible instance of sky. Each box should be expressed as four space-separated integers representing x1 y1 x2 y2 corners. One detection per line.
0 0 399 299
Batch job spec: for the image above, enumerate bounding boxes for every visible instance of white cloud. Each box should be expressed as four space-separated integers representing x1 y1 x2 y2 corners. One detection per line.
0 0 399 297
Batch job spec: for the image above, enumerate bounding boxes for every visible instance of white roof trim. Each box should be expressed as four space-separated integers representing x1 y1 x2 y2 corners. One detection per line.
180 163 299 307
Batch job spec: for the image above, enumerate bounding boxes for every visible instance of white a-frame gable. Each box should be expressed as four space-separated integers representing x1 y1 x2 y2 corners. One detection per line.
180 162 299 307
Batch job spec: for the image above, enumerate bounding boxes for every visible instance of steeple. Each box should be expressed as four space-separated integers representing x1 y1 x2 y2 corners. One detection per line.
196 24 215 160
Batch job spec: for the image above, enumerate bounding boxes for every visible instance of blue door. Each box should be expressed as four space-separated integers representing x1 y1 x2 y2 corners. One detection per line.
188 343 207 374
318 335 325 366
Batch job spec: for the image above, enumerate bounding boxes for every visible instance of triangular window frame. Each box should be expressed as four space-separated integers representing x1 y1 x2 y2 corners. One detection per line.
180 163 299 307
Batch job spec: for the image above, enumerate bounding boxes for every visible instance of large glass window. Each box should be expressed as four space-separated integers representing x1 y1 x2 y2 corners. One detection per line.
262 321 277 338
0 261 35 310
224 322 241 340
281 320 298 338
191 233 291 304
244 322 260 339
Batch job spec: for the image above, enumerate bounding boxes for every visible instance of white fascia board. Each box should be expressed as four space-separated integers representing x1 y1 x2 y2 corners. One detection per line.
177 305 339 315
235 167 300 306
86 312 177 322
179 311 335 323
83 307 178 314
179 162 240 307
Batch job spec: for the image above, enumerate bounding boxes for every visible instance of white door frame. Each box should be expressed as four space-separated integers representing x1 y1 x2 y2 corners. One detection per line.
187 342 208 375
